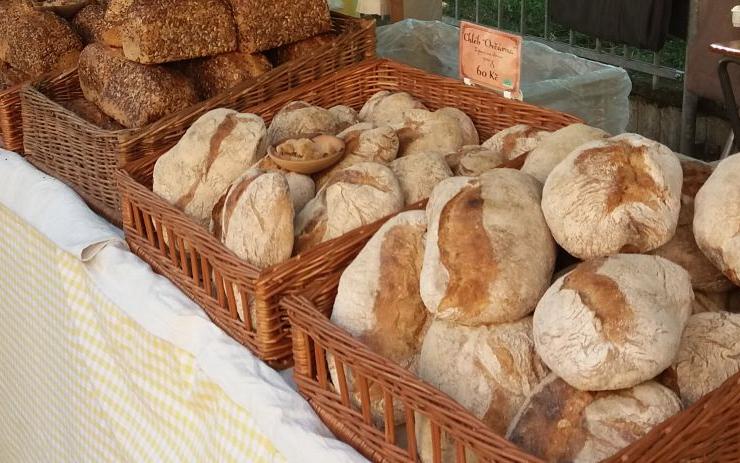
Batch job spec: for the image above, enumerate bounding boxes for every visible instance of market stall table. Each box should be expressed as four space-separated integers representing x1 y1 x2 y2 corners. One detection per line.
0 149 365 463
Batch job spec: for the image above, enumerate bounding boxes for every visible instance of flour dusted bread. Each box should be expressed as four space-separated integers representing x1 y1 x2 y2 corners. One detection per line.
359 91 427 127
396 109 466 157
481 124 550 161
507 375 681 463
446 145 506 176
179 52 272 100
521 123 609 183
694 153 740 285
416 318 548 463
267 101 341 144
673 312 740 406
328 105 359 131
153 109 266 227
436 107 479 146
533 254 693 391
391 152 452 205
420 169 556 325
542 134 682 259
79 43 199 128
252 156 315 212
330 211 428 424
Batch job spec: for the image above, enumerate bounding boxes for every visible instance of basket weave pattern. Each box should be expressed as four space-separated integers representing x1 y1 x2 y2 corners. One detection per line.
0 84 24 152
20 13 375 225
117 59 580 368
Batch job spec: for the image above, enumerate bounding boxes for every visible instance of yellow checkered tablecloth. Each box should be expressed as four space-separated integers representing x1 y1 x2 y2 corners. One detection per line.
0 203 285 463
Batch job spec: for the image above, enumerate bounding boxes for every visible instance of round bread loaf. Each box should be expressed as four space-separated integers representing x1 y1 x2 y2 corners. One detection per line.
420 169 556 325
436 107 479 146
506 375 681 463
252 156 315 212
328 105 359 131
415 317 548 463
651 159 731 291
533 254 693 391
390 152 452 205
359 90 427 127
446 145 506 176
521 123 609 183
694 153 740 285
542 134 682 259
330 211 428 424
481 124 550 161
673 312 740 406
267 101 341 144
396 109 466 157
153 109 267 227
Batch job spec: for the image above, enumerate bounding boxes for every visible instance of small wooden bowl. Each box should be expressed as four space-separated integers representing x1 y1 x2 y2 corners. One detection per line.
268 148 345 174
33 0 91 18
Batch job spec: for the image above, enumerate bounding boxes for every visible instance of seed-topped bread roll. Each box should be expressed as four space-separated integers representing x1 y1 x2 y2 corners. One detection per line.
153 109 267 227
507 375 681 463
534 254 693 391
390 152 452 205
330 211 428 424
267 101 342 145
694 153 740 286
359 91 427 127
72 3 114 44
295 162 404 253
0 6 82 76
416 318 548 463
179 51 272 100
79 43 199 128
225 0 332 53
420 169 556 325
542 134 682 259
673 312 740 406
521 123 609 183
481 124 550 161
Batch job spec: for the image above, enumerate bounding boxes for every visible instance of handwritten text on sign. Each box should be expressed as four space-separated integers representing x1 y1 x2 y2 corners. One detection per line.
459 21 522 95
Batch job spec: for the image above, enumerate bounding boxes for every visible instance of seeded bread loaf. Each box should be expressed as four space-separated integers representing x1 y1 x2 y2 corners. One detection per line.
72 2 113 44
0 61 29 90
270 33 337 66
63 98 124 130
224 0 332 53
78 43 199 128
179 52 272 100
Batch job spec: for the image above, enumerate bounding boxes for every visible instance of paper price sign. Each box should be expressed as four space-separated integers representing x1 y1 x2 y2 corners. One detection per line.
459 21 523 97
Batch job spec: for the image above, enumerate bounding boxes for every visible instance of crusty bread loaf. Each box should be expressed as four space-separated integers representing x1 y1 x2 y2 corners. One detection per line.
533 254 693 391
79 43 199 128
694 153 740 286
0 6 82 76
328 105 358 132
390 152 452 205
153 109 267 227
121 0 237 64
72 3 113 44
252 156 315 213
270 33 337 66
673 312 740 406
416 318 548 463
420 169 556 326
542 134 683 259
507 375 681 463
330 211 428 424
481 124 550 161
435 107 479 146
62 97 124 130
445 145 506 176
179 52 272 100
396 109 466 157
224 0 332 53
359 91 427 127
267 101 342 145
0 61 29 90
521 123 609 183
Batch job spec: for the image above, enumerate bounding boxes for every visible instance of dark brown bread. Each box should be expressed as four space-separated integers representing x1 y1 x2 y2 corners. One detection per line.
121 0 237 64
224 0 332 53
0 5 82 75
269 33 337 66
78 43 199 128
0 61 30 90
178 52 273 100
62 97 124 130
72 2 114 44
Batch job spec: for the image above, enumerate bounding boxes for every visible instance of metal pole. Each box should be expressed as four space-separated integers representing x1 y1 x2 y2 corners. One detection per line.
680 0 699 155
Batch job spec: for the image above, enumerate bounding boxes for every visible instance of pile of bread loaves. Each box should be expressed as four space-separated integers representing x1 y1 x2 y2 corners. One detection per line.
330 118 740 461
1 0 338 129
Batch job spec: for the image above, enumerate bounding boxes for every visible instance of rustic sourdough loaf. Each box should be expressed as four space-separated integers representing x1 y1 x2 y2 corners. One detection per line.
328 105 359 131
416 318 548 463
480 124 550 161
153 109 267 227
507 375 681 463
436 107 479 146
359 91 427 127
252 156 315 212
396 109 466 157
179 51 272 100
521 123 609 183
533 254 693 391
267 101 342 145
445 145 506 176
330 211 428 424
224 0 332 53
390 152 452 205
78 43 199 128
420 169 556 326
121 0 238 64
542 134 683 259
694 153 740 286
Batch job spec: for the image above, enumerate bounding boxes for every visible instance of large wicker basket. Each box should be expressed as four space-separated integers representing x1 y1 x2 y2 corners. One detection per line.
20 12 375 225
284 287 740 462
116 58 580 368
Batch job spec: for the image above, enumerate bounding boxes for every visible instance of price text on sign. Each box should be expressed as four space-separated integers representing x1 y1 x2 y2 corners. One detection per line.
459 21 523 95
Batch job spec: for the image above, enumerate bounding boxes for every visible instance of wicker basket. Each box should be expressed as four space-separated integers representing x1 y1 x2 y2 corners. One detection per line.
20 12 375 225
116 58 580 368
284 290 740 463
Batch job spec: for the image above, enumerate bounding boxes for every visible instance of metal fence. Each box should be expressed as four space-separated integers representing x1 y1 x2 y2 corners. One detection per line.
443 0 685 88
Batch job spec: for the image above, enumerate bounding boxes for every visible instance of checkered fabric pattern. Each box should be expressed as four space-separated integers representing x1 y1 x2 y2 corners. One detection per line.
0 203 285 463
